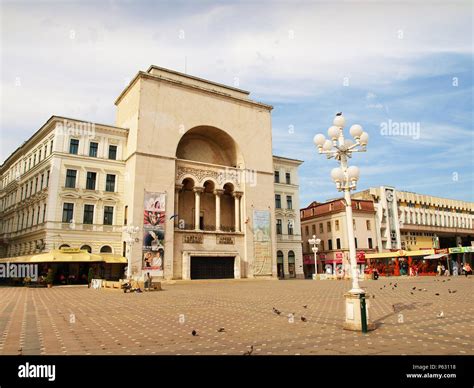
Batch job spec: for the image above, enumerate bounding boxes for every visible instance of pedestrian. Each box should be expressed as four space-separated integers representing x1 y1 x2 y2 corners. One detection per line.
145 272 152 291
437 263 442 276
463 263 472 277
87 267 94 288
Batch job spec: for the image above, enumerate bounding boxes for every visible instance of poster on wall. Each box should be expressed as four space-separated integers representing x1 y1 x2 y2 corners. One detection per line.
252 210 272 276
142 192 166 276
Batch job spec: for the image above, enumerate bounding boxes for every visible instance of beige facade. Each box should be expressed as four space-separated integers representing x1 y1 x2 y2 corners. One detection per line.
0 117 127 262
300 199 377 276
353 186 474 251
274 156 304 279
0 65 304 281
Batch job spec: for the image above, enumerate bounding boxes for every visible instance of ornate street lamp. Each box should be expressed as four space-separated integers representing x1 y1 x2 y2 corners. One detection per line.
308 235 321 277
313 113 373 331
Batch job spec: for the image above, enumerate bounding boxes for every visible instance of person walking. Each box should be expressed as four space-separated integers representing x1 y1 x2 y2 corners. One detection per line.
145 272 152 291
463 263 472 277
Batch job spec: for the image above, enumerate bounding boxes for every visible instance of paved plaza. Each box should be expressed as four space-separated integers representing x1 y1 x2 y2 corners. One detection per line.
0 276 472 356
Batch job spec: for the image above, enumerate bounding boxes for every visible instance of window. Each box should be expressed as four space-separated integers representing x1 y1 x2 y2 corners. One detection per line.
276 219 282 234
83 204 94 224
36 206 40 224
42 204 46 223
336 238 341 249
108 145 117 160
86 172 97 190
81 245 92 253
319 223 323 233
89 142 98 157
305 225 309 235
355 238 358 249
286 196 292 209
321 241 325 251
40 174 44 190
288 251 295 278
353 219 356 230
368 238 373 249
34 177 38 193
100 245 113 253
274 171 280 183
124 205 128 225
275 194 281 209
39 149 42 161
327 221 331 232
288 220 294 235
62 203 74 223
105 174 116 192
50 140 54 154
46 170 50 187
69 139 79 154
312 224 316 234
44 145 47 157
65 169 77 188
335 220 339 231
285 172 291 184
104 206 114 225
366 220 371 230
328 239 333 250
33 154 36 166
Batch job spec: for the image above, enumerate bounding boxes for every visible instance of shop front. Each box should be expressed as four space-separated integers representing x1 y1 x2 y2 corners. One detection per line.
0 248 127 285
366 249 437 276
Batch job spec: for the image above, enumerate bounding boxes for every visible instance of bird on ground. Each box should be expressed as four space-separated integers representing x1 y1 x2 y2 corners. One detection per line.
380 288 382 290
423 289 427 292
301 316 307 322
435 293 440 296
447 279 451 281
273 309 282 315
412 287 416 290
451 290 457 294
410 292 414 295
448 289 452 293
303 305 308 309
217 328 225 333
192 330 198 336
243 345 254 356
436 311 444 319
389 282 392 285
394 284 398 288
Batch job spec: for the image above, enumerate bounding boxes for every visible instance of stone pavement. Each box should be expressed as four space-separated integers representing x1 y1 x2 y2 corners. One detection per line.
0 276 472 355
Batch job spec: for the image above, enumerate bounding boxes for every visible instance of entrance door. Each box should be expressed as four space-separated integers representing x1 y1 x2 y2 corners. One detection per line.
190 256 235 279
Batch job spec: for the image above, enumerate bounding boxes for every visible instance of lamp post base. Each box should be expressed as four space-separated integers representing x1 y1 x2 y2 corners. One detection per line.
343 292 376 332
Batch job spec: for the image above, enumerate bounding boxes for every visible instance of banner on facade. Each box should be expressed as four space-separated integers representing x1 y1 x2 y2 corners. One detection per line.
142 192 165 275
252 210 272 276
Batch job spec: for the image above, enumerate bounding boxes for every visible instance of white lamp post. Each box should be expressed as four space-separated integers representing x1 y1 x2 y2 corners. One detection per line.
314 113 373 331
122 225 140 279
308 235 321 277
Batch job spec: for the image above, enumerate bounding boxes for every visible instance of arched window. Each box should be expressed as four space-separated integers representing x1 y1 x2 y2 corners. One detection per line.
81 245 92 253
100 245 113 253
59 244 70 249
277 250 284 278
288 251 296 278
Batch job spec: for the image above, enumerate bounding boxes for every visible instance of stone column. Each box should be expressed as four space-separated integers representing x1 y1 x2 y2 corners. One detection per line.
214 189 223 231
175 184 183 227
194 187 204 231
233 191 243 232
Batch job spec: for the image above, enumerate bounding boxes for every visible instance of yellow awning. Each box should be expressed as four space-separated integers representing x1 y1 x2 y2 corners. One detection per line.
0 249 104 263
98 254 127 264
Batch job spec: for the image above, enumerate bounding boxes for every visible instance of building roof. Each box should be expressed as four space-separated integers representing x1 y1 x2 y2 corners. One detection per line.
1 115 128 171
272 155 304 165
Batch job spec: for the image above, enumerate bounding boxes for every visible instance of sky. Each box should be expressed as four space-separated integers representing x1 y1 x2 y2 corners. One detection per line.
1 0 473 206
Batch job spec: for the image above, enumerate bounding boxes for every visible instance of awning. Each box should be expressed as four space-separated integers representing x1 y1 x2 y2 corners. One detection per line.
424 253 449 260
98 254 127 264
366 249 434 260
0 249 125 264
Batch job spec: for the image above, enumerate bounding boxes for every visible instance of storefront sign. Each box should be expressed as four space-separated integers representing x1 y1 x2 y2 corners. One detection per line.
335 252 344 259
216 235 234 245
449 246 474 253
183 235 203 244
434 248 449 254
